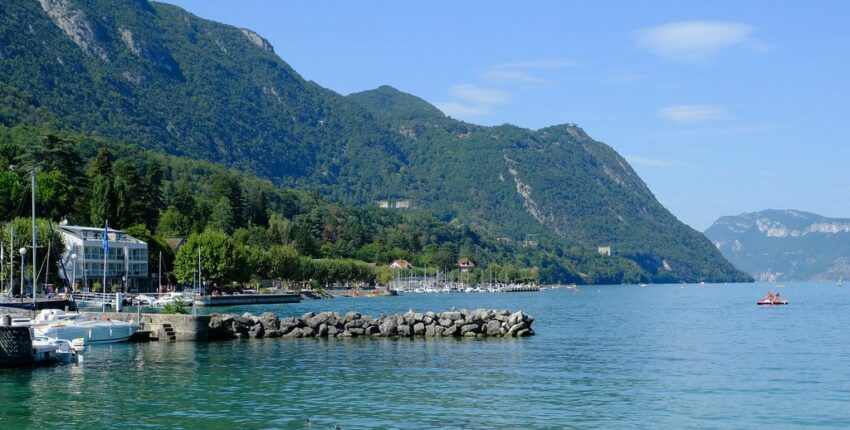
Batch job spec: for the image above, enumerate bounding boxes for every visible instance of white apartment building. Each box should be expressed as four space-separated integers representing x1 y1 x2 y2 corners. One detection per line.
58 225 148 292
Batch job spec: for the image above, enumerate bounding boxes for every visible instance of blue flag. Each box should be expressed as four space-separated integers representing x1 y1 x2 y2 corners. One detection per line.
102 221 109 252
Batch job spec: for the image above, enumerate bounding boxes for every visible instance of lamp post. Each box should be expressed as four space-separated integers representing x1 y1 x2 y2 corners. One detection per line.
70 252 77 294
19 247 26 298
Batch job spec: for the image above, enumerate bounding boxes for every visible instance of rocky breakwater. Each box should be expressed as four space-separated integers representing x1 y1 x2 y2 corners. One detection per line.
207 309 535 340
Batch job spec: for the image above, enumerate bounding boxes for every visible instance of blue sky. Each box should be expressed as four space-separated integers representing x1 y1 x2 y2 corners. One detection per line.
162 1 850 230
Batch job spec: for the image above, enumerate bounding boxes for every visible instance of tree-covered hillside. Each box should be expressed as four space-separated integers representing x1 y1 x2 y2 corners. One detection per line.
0 0 750 283
0 125 655 287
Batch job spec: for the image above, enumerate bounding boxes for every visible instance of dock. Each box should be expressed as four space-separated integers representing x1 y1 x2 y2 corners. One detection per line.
192 293 300 307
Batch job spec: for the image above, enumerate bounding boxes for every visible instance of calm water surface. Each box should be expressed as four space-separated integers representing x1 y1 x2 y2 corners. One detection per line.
2 282 849 429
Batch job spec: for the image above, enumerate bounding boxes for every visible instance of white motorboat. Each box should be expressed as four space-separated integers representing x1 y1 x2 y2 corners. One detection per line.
31 335 79 363
152 292 191 307
31 309 139 344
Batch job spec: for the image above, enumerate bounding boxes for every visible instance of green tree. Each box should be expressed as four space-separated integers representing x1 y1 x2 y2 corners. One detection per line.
208 197 236 234
210 173 244 228
89 174 114 227
157 207 192 238
174 229 249 287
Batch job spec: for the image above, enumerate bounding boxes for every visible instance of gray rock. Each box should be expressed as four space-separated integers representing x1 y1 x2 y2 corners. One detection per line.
508 322 527 336
300 326 316 337
248 323 264 338
425 323 436 337
443 325 458 336
460 324 479 335
344 319 362 329
348 327 364 336
327 326 339 336
438 318 452 327
517 329 532 337
301 312 315 321
364 325 379 336
258 312 280 331
265 329 282 338
379 318 398 336
413 312 424 322
413 322 425 335
485 320 502 336
442 311 462 321
434 325 445 337
318 323 329 337
423 316 433 325
403 311 416 325
345 311 361 323
283 327 303 338
398 324 412 337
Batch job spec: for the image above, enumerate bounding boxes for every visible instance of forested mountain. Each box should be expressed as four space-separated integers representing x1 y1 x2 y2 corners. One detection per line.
706 209 850 281
0 0 750 283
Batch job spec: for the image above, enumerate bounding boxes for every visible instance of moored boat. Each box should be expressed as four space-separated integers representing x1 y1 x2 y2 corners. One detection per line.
30 309 139 344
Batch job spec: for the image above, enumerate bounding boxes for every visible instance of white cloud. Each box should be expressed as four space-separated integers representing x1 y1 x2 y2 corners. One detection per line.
658 105 727 123
484 58 576 84
449 84 511 105
482 69 545 85
637 21 763 62
625 155 686 168
435 84 511 118
433 101 492 118
492 59 577 70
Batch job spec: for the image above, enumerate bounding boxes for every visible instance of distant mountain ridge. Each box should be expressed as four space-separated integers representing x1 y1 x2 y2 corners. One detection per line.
705 209 850 281
0 0 750 283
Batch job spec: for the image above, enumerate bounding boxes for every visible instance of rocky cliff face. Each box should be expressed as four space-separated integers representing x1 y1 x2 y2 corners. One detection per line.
705 209 850 281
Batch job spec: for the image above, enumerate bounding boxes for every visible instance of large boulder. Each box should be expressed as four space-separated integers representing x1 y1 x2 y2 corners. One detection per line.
258 312 280 332
379 318 398 336
413 322 425 335
460 324 480 335
485 320 502 336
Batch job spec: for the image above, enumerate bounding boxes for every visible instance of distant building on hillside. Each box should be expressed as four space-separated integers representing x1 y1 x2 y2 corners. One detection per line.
58 225 148 292
597 246 612 257
457 257 475 272
376 199 411 210
390 259 413 269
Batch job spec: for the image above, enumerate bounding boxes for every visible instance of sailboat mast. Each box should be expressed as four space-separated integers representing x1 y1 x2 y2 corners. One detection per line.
158 250 162 293
9 226 13 296
31 169 36 303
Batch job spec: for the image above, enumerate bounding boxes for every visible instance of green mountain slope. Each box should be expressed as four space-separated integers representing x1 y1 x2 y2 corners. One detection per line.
705 209 850 281
0 0 750 283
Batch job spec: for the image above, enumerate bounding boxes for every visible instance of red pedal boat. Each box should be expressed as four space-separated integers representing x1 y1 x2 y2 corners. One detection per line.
758 291 789 305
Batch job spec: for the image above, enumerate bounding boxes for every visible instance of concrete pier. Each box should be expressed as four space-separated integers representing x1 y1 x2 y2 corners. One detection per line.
193 293 300 307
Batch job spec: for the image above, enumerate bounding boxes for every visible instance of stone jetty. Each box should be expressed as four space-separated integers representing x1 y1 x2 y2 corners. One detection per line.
208 309 535 340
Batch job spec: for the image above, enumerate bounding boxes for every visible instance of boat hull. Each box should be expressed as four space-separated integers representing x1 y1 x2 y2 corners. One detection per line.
35 321 139 344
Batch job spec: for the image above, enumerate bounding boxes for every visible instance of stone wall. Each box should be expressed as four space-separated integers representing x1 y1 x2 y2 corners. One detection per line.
0 326 34 367
208 309 535 340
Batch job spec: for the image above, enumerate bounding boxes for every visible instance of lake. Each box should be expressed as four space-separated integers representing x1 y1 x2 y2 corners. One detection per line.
1 282 849 429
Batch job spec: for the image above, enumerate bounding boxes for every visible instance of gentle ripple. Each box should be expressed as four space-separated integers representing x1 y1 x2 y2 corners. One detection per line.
2 282 850 429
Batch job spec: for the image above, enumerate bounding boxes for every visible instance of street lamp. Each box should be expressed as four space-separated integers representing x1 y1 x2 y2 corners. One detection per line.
70 252 77 294
19 247 26 298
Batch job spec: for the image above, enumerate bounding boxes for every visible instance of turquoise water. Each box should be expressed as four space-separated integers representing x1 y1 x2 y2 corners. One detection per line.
2 282 849 429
